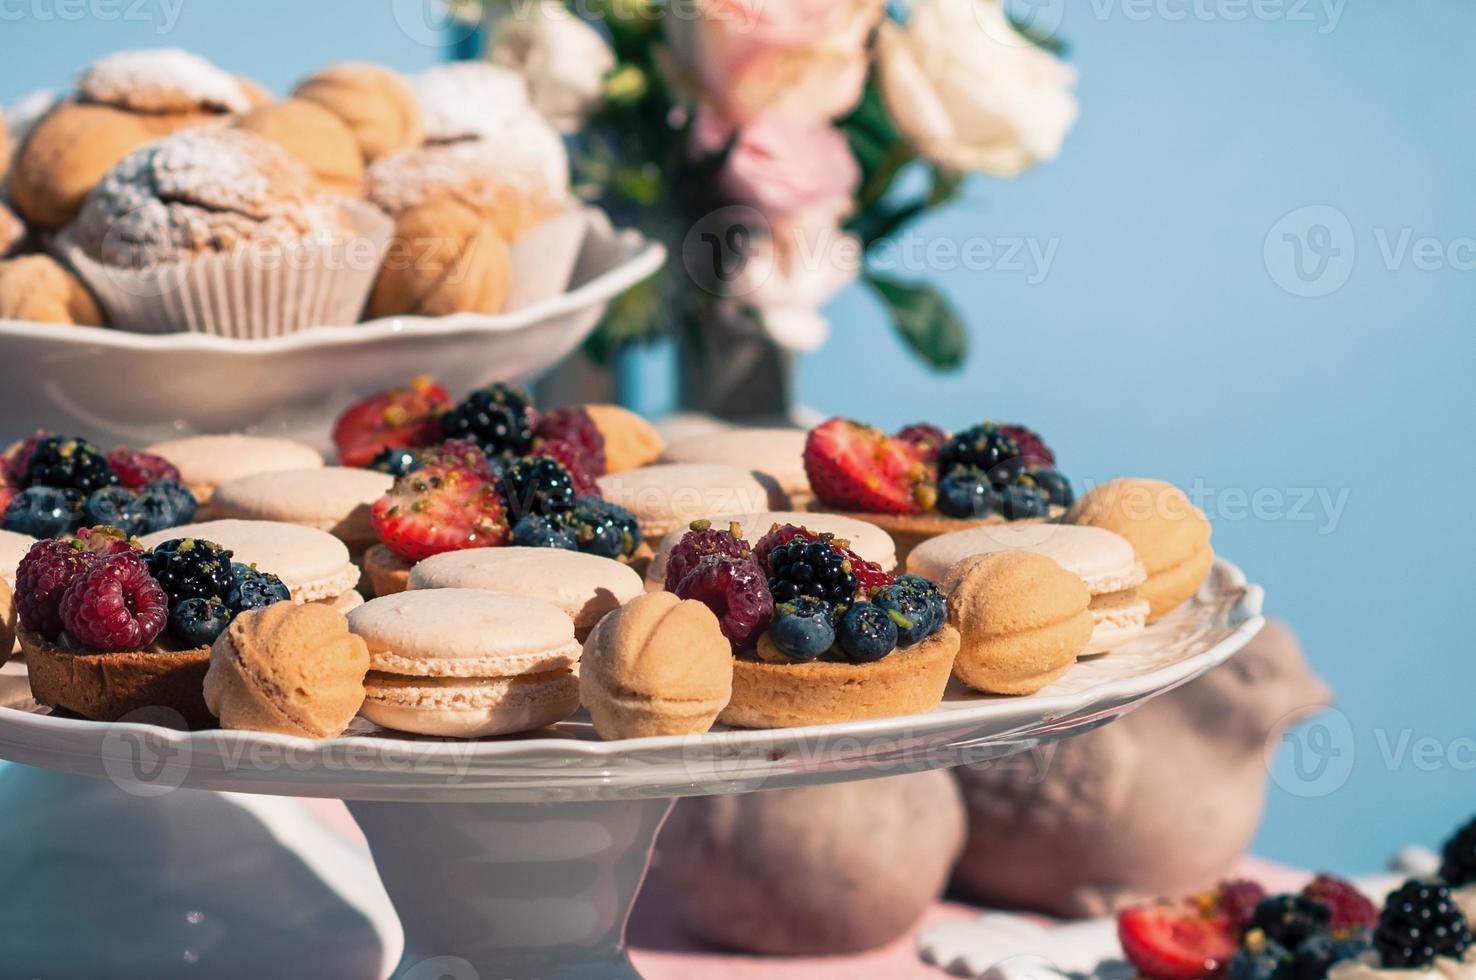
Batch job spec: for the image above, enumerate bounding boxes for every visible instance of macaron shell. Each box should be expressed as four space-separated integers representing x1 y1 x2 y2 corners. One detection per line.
950 612 1093 696
348 588 580 678
661 428 809 497
361 670 580 737
408 547 643 632
139 519 359 603
596 463 778 539
1066 478 1212 576
208 466 392 543
0 529 37 587
907 523 1144 594
1139 541 1215 623
145 434 323 501
646 510 898 588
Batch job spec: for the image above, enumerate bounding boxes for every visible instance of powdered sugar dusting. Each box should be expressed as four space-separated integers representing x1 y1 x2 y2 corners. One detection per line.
414 62 531 143
79 48 250 114
365 126 569 220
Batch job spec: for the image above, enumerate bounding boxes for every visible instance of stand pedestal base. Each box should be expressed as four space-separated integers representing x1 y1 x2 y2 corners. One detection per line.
348 797 674 980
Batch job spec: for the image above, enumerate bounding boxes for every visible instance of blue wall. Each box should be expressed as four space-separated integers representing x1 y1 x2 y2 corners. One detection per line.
4 2 1474 873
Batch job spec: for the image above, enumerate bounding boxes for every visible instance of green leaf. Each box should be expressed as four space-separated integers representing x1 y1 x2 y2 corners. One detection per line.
863 273 968 370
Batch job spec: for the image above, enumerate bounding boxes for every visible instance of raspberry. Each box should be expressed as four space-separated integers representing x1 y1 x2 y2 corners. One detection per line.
4 430 48 484
59 553 168 651
25 436 117 495
1374 880 1472 968
535 406 606 475
895 423 948 464
106 448 181 489
1213 879 1268 934
1303 874 1378 934
14 530 135 639
147 538 235 604
664 520 751 592
1000 424 1056 470
672 554 773 648
533 439 601 498
418 439 496 478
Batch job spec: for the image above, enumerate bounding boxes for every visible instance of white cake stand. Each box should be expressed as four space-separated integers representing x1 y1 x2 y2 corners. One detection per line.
0 560 1262 979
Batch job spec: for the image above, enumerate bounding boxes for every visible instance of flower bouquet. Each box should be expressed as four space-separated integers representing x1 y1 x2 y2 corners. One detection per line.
476 0 1077 401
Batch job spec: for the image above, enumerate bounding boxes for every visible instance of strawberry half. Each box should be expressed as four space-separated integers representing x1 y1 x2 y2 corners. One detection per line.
1117 903 1237 980
804 418 933 515
370 463 508 562
333 376 452 468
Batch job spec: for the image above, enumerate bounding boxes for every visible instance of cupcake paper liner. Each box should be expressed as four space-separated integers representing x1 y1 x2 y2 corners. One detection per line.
58 199 394 340
503 205 588 313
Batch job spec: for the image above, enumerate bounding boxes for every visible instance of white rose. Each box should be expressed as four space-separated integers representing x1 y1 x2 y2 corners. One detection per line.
876 0 1078 177
732 223 861 352
490 1 615 133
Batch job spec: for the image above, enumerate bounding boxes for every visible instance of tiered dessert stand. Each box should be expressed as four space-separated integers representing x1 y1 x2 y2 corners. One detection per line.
0 560 1263 978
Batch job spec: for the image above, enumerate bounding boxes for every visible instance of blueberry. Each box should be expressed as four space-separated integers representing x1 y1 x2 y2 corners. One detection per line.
2 486 83 537
895 575 947 631
767 596 836 661
837 602 898 663
83 486 143 536
936 467 1001 519
1291 934 1339 980
871 583 935 646
134 480 197 534
567 498 640 559
511 514 577 550
1228 940 1290 980
369 446 423 477
999 482 1051 520
1028 469 1074 507
226 565 292 614
169 597 233 647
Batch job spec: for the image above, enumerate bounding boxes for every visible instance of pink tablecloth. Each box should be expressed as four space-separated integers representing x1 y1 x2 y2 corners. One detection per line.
627 858 1310 979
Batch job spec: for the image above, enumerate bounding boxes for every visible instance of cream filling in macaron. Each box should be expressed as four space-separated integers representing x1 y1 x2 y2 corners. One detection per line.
360 670 581 739
1084 590 1150 654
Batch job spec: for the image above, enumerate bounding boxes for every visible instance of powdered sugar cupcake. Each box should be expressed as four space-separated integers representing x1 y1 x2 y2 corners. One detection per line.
60 127 391 338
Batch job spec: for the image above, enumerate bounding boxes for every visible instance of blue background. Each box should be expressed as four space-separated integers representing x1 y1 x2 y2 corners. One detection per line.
3 1 1474 873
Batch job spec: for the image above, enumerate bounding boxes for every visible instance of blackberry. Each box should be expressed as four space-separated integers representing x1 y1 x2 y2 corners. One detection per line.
935 467 1001 519
566 498 639 559
83 486 144 536
1373 880 1472 968
134 480 197 534
936 424 1024 486
147 538 235 604
369 446 423 477
836 602 898 663
3 486 83 538
169 597 233 648
440 383 535 456
766 535 858 606
1440 816 1476 886
511 514 577 550
765 596 836 662
24 436 117 495
226 564 291 614
498 456 577 520
1250 895 1331 951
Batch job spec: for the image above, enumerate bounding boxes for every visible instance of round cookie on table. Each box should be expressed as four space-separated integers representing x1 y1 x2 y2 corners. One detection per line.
803 418 1075 568
661 427 812 510
14 524 299 727
207 466 393 559
409 547 642 642
645 510 898 590
596 462 781 545
908 523 1149 655
1066 478 1213 623
652 519 958 730
2 433 199 540
348 589 581 738
145 434 323 507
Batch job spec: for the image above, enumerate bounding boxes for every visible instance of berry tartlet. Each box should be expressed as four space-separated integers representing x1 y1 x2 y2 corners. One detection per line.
332 380 648 596
660 520 959 729
804 418 1075 567
16 526 293 727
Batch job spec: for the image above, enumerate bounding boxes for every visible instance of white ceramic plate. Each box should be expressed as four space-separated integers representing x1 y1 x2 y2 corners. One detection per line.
0 560 1263 803
0 207 664 449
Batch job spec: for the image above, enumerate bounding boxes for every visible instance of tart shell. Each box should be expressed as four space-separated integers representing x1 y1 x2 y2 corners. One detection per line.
19 626 212 728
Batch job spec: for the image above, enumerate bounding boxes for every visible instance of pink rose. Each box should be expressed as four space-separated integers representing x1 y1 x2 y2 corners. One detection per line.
717 115 860 226
662 0 883 126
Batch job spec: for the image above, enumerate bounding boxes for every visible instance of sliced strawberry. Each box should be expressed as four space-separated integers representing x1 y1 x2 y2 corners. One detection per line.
370 463 508 562
333 376 452 468
1117 904 1237 980
804 418 932 515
